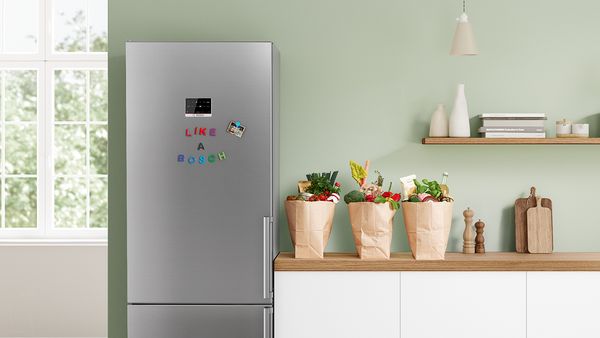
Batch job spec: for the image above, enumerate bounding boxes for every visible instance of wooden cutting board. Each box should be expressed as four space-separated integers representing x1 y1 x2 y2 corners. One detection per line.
527 197 553 253
514 187 552 253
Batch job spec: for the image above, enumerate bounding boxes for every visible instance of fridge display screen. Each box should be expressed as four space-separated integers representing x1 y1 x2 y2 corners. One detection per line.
185 98 212 117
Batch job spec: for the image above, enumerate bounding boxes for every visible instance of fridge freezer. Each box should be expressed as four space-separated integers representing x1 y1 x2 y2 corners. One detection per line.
126 42 278 306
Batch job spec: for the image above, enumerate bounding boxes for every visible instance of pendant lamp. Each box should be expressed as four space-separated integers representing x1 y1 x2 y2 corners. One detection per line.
450 0 478 56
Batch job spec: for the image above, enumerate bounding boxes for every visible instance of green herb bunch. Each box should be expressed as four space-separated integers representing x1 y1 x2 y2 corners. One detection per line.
306 173 341 195
408 179 453 202
416 179 442 198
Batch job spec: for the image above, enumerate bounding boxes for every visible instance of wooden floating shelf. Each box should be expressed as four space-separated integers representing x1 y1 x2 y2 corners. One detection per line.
275 252 600 271
422 137 600 145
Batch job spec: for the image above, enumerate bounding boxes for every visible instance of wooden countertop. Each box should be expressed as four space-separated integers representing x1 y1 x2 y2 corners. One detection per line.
275 252 600 271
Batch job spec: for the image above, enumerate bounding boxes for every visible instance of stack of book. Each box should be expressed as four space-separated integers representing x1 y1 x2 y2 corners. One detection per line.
478 113 547 138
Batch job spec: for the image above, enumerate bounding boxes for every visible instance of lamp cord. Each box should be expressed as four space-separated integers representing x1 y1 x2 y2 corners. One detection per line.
463 0 466 13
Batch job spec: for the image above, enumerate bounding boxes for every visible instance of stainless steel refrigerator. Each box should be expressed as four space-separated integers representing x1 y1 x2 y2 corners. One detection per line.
126 42 278 338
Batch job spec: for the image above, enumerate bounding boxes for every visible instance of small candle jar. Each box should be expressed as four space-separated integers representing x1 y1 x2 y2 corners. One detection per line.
556 119 572 137
572 123 589 137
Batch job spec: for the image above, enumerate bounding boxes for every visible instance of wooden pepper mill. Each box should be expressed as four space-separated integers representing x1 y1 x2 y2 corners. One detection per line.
475 219 486 254
463 208 475 254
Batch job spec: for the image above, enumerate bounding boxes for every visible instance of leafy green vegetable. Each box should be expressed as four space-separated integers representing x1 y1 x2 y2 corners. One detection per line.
372 170 384 187
410 178 452 202
414 179 441 197
306 171 338 185
374 195 400 210
306 174 340 195
344 190 366 204
349 160 367 186
409 195 421 202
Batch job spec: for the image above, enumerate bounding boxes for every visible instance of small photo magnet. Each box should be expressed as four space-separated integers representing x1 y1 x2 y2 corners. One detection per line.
226 120 246 138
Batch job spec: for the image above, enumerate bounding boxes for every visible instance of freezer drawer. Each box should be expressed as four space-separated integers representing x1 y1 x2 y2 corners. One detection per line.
128 305 272 338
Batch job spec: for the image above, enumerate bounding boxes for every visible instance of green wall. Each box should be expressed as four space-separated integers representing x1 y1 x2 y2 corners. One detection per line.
109 0 600 336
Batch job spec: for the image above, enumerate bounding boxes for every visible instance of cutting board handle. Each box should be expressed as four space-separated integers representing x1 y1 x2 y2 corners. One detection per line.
530 187 536 198
536 196 542 209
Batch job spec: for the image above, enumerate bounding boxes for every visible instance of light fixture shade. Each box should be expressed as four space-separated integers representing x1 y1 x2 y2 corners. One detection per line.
450 13 478 56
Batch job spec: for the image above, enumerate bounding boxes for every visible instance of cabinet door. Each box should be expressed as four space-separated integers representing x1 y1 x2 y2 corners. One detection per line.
527 272 600 338
275 272 400 338
401 272 526 338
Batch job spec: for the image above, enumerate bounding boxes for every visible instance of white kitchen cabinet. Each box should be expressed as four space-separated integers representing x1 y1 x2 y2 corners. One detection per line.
274 271 400 338
527 272 600 338
400 272 526 338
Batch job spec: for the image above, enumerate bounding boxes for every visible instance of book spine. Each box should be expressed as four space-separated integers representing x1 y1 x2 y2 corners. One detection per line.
482 120 546 127
479 127 545 133
479 113 547 119
483 132 546 138
480 117 548 120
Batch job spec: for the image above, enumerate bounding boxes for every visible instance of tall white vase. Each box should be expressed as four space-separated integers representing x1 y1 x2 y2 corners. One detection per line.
429 104 449 137
449 84 471 137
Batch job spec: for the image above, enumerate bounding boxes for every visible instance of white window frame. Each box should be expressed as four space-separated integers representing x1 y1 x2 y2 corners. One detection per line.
0 0 44 61
0 0 107 243
0 62 44 240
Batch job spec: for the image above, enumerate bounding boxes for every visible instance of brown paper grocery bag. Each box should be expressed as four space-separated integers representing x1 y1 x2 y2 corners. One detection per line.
285 200 335 259
348 203 396 260
401 202 453 260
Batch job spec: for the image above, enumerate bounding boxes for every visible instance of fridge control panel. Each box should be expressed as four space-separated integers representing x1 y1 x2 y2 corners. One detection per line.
185 98 212 117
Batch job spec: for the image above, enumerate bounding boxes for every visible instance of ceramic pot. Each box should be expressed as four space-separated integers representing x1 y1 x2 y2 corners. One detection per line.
449 84 471 137
429 104 449 137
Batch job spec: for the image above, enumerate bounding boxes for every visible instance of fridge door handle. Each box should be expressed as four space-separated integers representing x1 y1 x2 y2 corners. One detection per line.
263 216 273 300
263 306 273 338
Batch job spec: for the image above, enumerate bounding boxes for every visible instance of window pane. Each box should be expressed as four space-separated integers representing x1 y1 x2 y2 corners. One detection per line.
4 70 37 122
89 176 107 228
54 177 86 228
53 0 87 52
89 0 107 52
5 178 36 228
54 124 86 175
90 70 107 121
5 124 36 175
90 124 107 174
55 69 86 121
3 0 39 53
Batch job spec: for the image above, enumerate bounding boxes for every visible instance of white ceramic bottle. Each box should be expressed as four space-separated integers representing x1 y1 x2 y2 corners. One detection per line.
429 104 449 137
449 83 471 137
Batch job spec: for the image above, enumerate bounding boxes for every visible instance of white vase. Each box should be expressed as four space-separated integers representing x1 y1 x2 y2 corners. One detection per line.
449 84 471 137
429 104 449 137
